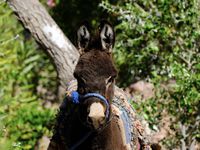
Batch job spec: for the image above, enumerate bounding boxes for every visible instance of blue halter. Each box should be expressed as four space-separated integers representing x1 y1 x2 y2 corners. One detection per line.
69 91 111 150
70 91 110 119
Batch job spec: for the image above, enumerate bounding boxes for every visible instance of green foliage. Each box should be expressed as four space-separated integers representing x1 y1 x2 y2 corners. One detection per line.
4 102 55 149
101 0 200 148
101 0 200 86
0 3 56 149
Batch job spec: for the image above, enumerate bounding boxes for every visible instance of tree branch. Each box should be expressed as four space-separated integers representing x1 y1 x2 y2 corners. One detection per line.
7 0 79 99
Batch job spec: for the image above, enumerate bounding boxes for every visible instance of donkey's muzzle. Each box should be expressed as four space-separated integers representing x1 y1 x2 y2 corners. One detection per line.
70 91 110 130
87 101 106 129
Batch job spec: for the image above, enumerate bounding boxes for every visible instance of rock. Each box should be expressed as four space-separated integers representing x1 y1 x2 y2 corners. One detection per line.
35 136 50 150
128 80 154 100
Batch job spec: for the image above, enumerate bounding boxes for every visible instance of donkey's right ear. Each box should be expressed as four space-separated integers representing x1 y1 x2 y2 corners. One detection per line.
77 23 90 54
99 20 115 53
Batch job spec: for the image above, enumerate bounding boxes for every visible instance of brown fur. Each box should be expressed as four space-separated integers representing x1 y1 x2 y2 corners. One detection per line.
74 49 117 98
47 20 161 150
48 21 118 150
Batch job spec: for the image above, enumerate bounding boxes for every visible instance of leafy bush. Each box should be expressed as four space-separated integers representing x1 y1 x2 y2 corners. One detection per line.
100 0 200 148
1 102 55 150
0 3 56 149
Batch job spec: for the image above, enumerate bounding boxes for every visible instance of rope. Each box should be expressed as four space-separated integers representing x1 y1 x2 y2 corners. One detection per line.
69 114 114 150
69 131 93 150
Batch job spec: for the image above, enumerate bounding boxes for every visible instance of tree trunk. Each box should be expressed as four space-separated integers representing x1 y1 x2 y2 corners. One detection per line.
7 0 79 99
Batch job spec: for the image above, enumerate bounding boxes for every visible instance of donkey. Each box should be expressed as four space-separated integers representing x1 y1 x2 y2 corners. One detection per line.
48 21 119 150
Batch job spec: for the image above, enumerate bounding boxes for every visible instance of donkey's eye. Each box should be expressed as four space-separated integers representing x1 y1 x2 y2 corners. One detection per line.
79 77 86 84
108 77 113 83
106 76 114 84
79 88 84 94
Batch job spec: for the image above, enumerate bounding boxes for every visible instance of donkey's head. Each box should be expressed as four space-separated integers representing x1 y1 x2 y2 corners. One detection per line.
74 21 117 130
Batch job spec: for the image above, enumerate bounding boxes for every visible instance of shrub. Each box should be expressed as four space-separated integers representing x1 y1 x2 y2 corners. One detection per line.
0 3 56 149
100 0 200 148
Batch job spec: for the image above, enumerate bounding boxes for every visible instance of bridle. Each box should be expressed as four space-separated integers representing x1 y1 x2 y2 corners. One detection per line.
68 91 111 150
70 91 110 119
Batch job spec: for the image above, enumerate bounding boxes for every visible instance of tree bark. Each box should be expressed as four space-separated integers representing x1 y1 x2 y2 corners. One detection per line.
7 0 79 99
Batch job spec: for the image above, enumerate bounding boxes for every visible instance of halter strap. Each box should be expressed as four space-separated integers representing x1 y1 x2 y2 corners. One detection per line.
82 93 110 118
69 91 111 150
70 91 110 119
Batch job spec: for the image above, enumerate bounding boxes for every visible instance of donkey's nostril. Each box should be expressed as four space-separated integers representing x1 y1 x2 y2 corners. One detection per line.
88 116 106 129
87 117 92 124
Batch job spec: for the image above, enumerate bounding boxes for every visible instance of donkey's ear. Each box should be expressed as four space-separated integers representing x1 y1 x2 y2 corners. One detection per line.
99 21 115 53
77 23 90 54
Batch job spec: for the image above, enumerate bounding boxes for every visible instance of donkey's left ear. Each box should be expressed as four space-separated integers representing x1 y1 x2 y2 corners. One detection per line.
77 22 91 54
99 21 115 53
